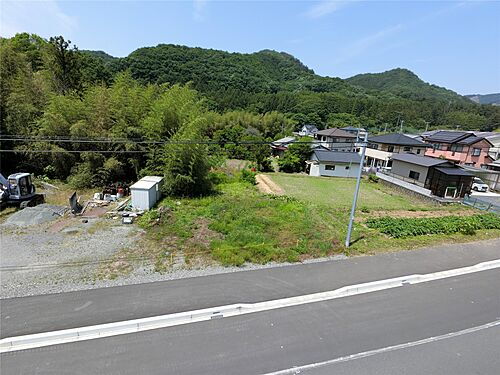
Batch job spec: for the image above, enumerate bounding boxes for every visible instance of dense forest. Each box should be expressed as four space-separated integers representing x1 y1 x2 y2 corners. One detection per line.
1 33 499 193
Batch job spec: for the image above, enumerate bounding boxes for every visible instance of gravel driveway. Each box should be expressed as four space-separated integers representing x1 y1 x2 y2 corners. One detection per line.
0 217 142 298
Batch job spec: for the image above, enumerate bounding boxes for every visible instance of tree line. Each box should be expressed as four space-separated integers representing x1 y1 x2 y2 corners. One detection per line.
1 33 499 196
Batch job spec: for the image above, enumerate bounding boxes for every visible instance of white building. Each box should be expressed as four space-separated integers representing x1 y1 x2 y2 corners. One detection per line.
130 176 164 210
308 150 361 178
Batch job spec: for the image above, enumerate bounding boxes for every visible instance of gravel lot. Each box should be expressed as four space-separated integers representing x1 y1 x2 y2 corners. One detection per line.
0 212 348 298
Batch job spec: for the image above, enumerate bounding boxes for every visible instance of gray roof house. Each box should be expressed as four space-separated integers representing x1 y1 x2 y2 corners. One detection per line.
298 124 319 137
313 128 358 152
308 150 361 178
365 133 429 170
384 153 474 198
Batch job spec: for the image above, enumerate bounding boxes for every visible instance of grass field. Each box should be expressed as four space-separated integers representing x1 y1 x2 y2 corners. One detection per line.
135 174 500 268
268 173 431 211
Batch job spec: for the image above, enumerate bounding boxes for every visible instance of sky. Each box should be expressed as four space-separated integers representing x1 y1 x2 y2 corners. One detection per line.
1 0 499 95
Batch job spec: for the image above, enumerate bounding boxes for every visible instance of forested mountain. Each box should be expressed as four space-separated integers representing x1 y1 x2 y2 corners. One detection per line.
2 33 500 190
466 93 500 105
346 68 468 103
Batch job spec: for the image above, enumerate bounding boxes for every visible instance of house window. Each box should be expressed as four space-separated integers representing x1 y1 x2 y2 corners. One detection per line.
450 145 463 153
409 170 420 180
416 149 421 154
403 146 411 152
472 148 481 156
387 145 395 152
325 165 336 171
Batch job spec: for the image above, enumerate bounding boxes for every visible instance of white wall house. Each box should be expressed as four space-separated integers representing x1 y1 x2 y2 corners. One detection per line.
308 150 361 178
313 128 358 152
298 124 319 137
365 133 429 170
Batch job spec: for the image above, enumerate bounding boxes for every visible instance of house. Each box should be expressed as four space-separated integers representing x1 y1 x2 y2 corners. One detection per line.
308 150 361 178
340 126 367 138
365 133 429 169
423 131 494 168
387 153 474 198
313 128 358 152
298 124 319 137
271 136 296 157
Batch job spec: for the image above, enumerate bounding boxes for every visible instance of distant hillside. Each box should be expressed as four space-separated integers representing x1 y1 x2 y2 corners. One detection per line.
82 50 117 62
119 44 356 94
346 68 468 103
466 93 500 105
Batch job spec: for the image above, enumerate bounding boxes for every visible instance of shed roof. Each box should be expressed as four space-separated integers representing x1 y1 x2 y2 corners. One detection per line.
130 180 157 190
434 167 474 176
312 150 361 163
368 133 427 147
391 153 450 167
315 128 357 138
141 176 164 183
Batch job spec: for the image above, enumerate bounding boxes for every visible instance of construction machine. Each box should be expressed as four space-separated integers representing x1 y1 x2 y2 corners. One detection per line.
0 173 45 210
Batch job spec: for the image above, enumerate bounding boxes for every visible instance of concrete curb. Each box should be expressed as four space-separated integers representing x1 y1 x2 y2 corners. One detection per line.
1 259 499 353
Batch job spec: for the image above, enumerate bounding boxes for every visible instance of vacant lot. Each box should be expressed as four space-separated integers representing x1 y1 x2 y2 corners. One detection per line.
268 173 431 210
133 175 499 269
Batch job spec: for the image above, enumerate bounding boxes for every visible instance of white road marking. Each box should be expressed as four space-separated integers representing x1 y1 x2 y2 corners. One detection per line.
262 320 500 374
1 259 499 353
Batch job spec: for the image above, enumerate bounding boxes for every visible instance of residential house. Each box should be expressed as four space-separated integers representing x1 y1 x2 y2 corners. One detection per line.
340 126 367 138
298 124 319 137
308 150 361 178
365 133 428 169
271 136 328 157
423 131 494 168
271 136 296 157
313 128 358 152
387 153 474 198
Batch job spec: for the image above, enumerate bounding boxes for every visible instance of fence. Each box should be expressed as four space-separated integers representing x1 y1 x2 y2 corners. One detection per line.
463 195 500 214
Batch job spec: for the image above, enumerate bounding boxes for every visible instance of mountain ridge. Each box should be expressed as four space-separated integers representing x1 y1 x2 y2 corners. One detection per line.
84 46 468 104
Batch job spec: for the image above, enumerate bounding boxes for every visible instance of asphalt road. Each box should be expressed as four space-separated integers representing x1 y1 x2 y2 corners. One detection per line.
2 269 499 374
2 238 499 338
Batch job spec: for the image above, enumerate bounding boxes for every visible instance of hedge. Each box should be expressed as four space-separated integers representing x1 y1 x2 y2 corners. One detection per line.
365 214 500 238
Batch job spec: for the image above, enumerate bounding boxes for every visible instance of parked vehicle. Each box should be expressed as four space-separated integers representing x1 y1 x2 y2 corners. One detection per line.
471 177 489 192
0 173 45 210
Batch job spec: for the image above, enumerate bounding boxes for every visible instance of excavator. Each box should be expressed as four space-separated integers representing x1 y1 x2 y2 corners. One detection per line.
0 172 45 210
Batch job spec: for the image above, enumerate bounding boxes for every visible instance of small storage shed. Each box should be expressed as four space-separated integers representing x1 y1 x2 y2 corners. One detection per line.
130 179 158 210
141 176 164 201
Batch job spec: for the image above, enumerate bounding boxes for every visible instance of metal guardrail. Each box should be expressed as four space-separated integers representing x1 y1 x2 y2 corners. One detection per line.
463 195 500 214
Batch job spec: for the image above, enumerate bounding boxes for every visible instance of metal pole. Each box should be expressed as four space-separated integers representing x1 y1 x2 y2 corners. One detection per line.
345 132 368 248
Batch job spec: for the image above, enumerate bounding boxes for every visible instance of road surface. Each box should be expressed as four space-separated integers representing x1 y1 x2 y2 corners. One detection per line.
1 239 499 374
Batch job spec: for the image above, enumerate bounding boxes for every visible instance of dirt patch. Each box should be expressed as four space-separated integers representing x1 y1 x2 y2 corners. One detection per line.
187 218 223 248
256 174 284 195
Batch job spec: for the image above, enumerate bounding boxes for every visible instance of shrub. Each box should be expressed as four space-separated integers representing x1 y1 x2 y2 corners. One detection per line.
240 168 257 185
366 214 500 238
368 174 379 183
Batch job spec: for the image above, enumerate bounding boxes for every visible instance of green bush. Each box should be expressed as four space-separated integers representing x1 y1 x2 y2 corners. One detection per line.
368 174 379 183
240 168 257 185
366 214 500 238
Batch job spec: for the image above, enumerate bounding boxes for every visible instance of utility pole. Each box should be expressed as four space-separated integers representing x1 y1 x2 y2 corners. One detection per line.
400 119 404 133
345 132 368 248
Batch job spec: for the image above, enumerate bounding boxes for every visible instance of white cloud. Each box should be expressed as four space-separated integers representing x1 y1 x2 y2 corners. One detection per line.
334 24 403 65
193 0 208 21
0 0 77 38
305 0 351 19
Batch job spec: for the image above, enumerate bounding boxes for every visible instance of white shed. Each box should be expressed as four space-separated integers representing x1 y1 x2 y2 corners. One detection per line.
130 179 158 210
141 176 164 201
